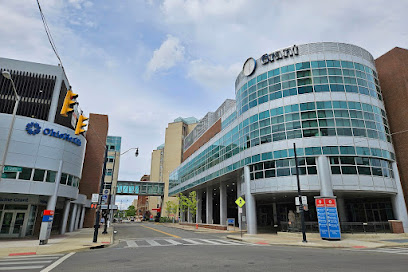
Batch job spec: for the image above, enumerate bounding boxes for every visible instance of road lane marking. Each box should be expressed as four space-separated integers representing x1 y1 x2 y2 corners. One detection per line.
145 240 161 246
0 257 60 262
126 240 138 247
182 239 203 245
40 252 75 272
198 239 223 245
140 225 181 238
0 260 53 265
0 265 44 270
213 239 244 245
164 239 183 245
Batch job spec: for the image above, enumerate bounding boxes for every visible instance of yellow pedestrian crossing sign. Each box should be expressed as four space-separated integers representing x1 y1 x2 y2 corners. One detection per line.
235 197 245 208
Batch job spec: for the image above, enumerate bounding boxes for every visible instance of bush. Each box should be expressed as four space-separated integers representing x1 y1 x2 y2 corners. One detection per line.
159 217 176 223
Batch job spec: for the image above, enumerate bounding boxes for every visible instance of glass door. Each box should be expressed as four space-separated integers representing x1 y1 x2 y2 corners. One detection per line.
0 211 28 237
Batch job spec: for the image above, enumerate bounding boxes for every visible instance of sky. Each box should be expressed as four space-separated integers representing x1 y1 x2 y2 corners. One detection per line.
1 0 407 209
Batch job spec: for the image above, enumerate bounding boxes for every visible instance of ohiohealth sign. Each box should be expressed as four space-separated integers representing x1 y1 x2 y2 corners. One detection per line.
25 122 82 146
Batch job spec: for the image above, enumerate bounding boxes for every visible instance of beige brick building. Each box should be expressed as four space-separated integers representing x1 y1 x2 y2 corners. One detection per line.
148 118 198 219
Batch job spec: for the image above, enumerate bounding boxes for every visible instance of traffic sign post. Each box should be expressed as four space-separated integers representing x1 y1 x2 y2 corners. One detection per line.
235 197 246 238
315 197 341 240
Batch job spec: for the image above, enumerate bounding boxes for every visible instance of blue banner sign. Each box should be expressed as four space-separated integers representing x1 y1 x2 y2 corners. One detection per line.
42 215 54 222
315 198 341 240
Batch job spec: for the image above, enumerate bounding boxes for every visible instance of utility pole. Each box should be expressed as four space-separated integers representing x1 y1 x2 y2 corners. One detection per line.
294 143 307 243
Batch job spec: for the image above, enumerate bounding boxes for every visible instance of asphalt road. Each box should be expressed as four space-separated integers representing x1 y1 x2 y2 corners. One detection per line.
54 222 408 272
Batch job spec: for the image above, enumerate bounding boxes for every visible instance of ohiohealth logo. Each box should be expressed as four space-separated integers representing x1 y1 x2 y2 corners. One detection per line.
25 122 41 135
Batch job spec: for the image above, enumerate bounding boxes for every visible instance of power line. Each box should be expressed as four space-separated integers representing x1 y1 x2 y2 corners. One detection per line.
36 0 64 68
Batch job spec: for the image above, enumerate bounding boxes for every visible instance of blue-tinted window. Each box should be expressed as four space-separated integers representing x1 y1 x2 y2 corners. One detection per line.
341 61 354 68
326 60 341 67
330 84 345 92
268 68 280 78
298 86 313 94
314 85 330 92
296 62 310 70
311 60 326 68
257 73 267 83
281 65 295 73
283 88 297 97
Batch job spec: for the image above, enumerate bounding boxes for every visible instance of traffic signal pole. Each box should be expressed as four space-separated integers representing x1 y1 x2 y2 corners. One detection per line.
294 143 307 243
93 147 108 243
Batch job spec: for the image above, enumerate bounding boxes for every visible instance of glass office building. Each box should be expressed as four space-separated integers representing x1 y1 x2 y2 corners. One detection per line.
169 42 408 233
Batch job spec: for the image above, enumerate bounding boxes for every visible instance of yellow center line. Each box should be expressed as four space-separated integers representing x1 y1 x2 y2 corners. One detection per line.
140 225 181 238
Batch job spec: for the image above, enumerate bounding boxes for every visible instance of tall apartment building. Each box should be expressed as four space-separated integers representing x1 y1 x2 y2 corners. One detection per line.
103 136 121 214
149 118 198 218
375 47 408 210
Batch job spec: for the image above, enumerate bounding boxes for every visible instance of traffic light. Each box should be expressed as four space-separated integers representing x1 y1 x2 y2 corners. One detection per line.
75 115 88 135
60 90 78 117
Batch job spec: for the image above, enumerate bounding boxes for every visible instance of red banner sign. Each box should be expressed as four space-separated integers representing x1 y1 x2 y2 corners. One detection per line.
43 210 54 216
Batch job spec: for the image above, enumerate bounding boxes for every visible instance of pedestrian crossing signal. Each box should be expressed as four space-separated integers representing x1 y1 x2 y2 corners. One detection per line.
91 204 98 209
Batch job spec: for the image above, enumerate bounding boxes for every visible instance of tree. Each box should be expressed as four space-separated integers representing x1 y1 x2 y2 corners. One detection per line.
125 205 136 217
178 192 197 223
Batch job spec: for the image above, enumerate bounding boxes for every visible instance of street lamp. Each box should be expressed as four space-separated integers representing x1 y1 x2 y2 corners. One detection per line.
0 71 21 181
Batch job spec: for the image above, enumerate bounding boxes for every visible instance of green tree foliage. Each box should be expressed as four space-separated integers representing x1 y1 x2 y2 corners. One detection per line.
177 191 198 222
125 205 136 217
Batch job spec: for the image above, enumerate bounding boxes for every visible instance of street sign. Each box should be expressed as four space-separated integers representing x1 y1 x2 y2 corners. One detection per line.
4 166 22 172
103 189 110 196
315 197 341 240
295 196 308 205
235 197 245 208
238 207 243 214
92 193 99 203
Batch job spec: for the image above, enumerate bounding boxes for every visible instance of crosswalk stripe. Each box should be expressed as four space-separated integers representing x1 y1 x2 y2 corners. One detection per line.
212 239 243 245
197 239 223 245
0 265 44 270
0 260 52 265
164 239 183 245
126 240 138 247
3 254 64 259
145 240 161 246
0 257 59 262
182 239 203 245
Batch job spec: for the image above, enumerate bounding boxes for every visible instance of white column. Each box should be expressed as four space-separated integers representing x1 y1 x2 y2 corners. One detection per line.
317 156 334 197
75 205 82 230
60 200 71 234
196 190 202 223
187 207 191 223
206 187 213 224
237 175 246 230
244 166 257 234
69 204 78 232
220 183 227 225
391 162 408 232
79 206 86 229
39 160 62 244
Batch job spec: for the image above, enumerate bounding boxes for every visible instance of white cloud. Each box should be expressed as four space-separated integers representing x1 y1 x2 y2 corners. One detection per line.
187 59 241 93
145 35 185 77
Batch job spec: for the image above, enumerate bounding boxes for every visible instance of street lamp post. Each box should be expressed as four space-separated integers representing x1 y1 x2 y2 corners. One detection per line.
0 71 21 181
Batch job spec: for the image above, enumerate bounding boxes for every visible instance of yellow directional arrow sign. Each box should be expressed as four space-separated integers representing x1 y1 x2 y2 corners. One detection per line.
235 197 246 208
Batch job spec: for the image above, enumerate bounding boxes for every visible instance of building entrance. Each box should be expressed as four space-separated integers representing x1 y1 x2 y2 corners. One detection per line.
0 210 28 237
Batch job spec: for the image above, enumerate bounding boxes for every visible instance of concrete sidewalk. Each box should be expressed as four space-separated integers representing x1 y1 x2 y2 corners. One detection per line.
160 222 408 249
0 227 113 257
227 232 408 249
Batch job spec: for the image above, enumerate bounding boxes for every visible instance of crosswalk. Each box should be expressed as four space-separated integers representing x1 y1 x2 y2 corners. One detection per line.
0 253 65 271
123 238 252 248
354 247 408 255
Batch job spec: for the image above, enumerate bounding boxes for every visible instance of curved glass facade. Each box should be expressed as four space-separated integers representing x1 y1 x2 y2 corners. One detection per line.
169 42 396 198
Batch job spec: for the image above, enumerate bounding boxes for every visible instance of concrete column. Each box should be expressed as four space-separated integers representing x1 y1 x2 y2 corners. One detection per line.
180 208 185 222
196 190 202 223
244 166 257 234
60 200 71 234
391 162 408 232
220 183 227 225
317 155 334 197
79 206 86 229
69 204 78 232
187 207 191 223
272 203 278 225
237 175 246 230
75 205 82 230
206 187 213 224
337 197 348 222
39 160 62 244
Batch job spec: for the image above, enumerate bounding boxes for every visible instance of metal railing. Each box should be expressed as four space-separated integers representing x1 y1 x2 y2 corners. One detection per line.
279 221 391 233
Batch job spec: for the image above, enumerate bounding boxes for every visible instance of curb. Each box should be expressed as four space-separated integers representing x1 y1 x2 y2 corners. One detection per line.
8 252 36 256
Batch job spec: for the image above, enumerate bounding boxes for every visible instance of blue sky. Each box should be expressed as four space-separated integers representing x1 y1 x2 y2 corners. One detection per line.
1 0 407 208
